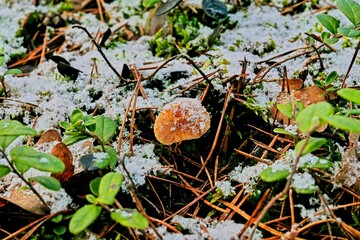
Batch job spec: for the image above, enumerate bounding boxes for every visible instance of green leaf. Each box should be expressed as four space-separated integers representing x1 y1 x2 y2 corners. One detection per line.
337 88 360 105
94 116 116 144
321 31 331 41
0 164 11 179
94 146 118 169
29 176 61 191
14 161 31 174
260 167 290 182
296 102 334 134
325 37 339 44
86 194 97 204
70 109 83 125
3 68 22 76
69 204 102 235
53 225 67 236
10 146 65 173
0 56 4 67
325 71 338 85
90 177 102 196
300 158 332 170
337 0 360 26
316 14 340 34
51 214 63 223
295 137 327 157
143 0 160 8
59 121 72 130
98 172 122 205
273 128 297 138
321 115 360 133
0 120 37 150
83 115 96 132
342 109 360 116
294 186 316 194
277 102 293 119
79 153 110 171
110 209 149 229
338 27 360 37
63 133 90 146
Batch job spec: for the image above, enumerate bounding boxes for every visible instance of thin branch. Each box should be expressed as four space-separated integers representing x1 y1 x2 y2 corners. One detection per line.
72 25 127 83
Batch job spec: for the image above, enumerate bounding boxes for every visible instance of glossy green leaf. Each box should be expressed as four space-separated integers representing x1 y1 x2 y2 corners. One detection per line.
316 14 339 34
94 146 118 169
300 158 332 170
295 137 327 157
0 120 37 136
94 116 116 144
79 153 110 171
321 115 360 133
143 0 160 8
156 0 181 16
98 172 122 205
273 128 296 138
277 102 293 119
325 37 339 44
110 209 149 229
0 56 4 67
63 133 90 146
296 102 334 134
29 176 61 191
51 214 63 223
10 146 65 173
337 0 360 26
53 225 67 236
321 31 331 41
90 177 102 196
86 194 97 204
337 88 360 105
0 164 11 179
69 204 102 235
70 109 83 125
59 121 72 130
325 71 338 85
338 27 360 37
260 167 290 182
294 186 316 194
3 68 22 76
0 120 37 150
14 161 30 174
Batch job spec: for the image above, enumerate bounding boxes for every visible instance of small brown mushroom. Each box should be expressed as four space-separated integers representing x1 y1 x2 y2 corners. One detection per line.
154 98 211 145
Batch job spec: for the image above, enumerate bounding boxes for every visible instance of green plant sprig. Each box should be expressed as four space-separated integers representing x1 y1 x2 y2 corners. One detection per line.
0 120 66 212
68 172 148 235
60 108 118 171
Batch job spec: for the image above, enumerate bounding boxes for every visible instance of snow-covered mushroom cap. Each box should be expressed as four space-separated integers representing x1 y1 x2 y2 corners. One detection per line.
154 98 211 145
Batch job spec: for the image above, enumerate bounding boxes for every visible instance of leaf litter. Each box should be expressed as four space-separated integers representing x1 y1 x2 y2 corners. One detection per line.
0 0 359 239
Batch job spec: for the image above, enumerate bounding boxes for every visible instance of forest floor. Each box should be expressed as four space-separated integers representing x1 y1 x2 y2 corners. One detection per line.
0 0 360 239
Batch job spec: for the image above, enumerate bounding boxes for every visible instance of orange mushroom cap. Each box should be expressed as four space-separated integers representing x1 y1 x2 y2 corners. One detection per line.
154 98 211 145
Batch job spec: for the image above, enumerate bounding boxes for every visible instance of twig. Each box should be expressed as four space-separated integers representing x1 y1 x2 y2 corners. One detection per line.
72 25 127 83
0 149 50 213
341 40 360 87
249 124 319 239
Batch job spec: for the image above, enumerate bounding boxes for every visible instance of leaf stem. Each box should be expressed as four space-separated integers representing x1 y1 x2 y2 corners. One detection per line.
0 149 50 212
249 124 319 239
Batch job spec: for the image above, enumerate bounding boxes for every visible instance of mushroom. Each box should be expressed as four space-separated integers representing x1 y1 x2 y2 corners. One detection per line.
154 98 211 145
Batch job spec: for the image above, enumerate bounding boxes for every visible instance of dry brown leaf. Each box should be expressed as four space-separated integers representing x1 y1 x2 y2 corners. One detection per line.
0 81 11 97
277 78 303 92
271 85 328 132
1 188 48 215
35 129 62 146
335 134 360 193
51 142 74 182
154 98 211 145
